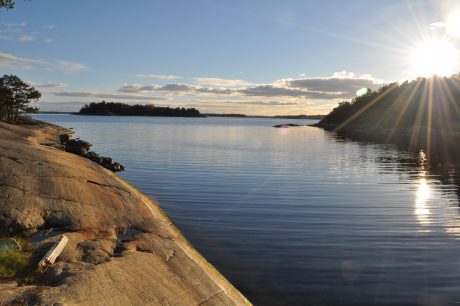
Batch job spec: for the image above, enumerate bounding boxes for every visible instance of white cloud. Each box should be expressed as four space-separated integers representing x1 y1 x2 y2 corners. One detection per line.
30 81 67 88
331 71 357 78
239 85 306 97
239 85 349 99
194 77 247 87
0 22 37 42
118 84 161 92
18 35 35 42
277 71 384 95
196 87 234 95
157 84 193 92
41 25 56 30
0 22 55 43
55 60 87 73
113 70 385 114
44 38 54 43
0 21 27 33
118 71 383 100
0 51 45 69
224 100 299 106
4 22 27 27
50 91 164 101
0 34 36 42
137 74 181 79
118 83 234 95
0 51 87 73
0 52 26 67
429 21 445 30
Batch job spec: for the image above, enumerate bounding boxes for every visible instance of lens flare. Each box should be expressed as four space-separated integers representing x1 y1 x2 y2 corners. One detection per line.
409 38 458 77
356 87 368 97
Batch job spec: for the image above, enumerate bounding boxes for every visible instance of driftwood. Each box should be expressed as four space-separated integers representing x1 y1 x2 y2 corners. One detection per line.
38 235 68 269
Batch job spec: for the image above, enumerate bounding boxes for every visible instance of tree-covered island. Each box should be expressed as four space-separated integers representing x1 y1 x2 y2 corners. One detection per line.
78 101 204 117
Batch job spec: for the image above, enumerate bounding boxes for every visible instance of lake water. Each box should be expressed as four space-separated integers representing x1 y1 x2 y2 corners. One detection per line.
33 114 460 305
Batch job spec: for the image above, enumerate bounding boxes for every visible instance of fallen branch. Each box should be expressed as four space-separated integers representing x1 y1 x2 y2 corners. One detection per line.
38 235 68 269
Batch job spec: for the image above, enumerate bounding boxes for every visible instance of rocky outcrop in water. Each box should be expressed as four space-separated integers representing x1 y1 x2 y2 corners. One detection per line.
272 123 304 128
59 133 125 172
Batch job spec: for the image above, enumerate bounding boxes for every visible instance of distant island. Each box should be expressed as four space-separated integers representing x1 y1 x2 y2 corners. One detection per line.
205 113 248 117
314 74 460 155
78 101 204 117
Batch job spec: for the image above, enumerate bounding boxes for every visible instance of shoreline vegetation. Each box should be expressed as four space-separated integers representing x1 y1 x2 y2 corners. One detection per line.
0 118 250 305
0 74 40 124
313 74 460 158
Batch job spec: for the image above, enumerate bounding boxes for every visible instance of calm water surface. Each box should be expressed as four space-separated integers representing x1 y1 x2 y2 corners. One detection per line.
34 114 460 305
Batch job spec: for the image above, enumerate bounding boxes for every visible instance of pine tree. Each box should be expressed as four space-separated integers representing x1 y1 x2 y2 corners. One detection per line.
0 75 41 123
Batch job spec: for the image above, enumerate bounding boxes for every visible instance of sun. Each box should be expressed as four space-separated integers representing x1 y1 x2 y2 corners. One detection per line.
409 37 458 77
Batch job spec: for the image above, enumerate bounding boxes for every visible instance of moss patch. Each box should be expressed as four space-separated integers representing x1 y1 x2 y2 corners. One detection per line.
0 237 43 283
0 248 31 278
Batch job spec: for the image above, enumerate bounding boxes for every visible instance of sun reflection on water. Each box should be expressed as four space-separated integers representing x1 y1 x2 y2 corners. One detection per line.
415 177 432 227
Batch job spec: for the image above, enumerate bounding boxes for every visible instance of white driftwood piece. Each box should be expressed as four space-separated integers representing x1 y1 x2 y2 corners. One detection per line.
38 234 68 269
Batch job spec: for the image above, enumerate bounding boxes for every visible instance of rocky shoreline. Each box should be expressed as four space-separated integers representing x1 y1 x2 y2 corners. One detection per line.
0 119 250 305
59 133 125 172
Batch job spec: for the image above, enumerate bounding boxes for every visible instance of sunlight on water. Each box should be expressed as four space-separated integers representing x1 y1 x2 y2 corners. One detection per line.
415 177 432 227
445 221 460 239
444 199 460 239
277 127 289 135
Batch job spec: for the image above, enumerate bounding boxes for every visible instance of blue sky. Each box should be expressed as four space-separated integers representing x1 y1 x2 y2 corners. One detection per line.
1 0 459 114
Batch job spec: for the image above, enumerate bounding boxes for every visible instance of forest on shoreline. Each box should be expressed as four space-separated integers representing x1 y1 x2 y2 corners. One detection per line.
316 74 460 132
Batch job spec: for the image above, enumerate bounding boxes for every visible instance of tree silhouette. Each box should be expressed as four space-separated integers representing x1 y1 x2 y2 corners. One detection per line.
0 0 14 10
317 74 460 131
0 75 41 123
79 101 203 117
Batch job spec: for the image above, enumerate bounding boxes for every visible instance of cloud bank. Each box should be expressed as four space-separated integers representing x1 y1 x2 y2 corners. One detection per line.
0 51 87 73
118 71 384 100
37 71 385 115
50 91 164 101
137 74 181 80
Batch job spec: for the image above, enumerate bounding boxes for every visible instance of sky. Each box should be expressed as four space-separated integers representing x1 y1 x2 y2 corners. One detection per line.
1 0 460 115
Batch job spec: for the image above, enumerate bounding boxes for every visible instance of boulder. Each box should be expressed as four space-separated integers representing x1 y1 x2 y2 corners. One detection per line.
64 139 92 155
59 134 125 172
